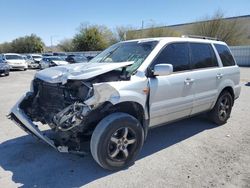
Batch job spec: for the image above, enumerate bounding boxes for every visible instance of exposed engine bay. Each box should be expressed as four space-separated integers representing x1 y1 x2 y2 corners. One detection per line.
17 70 128 152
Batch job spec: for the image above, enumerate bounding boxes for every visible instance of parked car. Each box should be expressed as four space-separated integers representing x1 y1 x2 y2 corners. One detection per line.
39 56 69 69
0 58 10 76
26 54 42 69
65 54 88 63
22 55 30 66
9 36 241 170
42 53 53 57
53 52 67 60
2 53 28 70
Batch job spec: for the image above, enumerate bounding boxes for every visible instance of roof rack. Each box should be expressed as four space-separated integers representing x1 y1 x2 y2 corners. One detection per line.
181 35 220 41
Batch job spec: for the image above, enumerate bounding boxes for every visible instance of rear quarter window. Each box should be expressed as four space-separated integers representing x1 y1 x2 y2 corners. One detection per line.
214 44 235 66
190 43 218 69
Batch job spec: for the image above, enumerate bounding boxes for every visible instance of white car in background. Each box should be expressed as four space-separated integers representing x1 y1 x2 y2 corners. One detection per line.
39 56 69 69
26 54 43 69
2 53 28 70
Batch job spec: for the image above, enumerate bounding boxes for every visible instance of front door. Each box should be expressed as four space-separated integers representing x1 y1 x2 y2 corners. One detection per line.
148 42 194 127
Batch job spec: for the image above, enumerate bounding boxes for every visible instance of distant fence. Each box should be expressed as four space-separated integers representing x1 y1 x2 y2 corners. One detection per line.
230 46 250 66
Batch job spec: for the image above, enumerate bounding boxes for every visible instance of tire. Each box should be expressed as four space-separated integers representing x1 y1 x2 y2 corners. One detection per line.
5 72 9 76
90 112 144 170
209 91 233 125
23 68 27 71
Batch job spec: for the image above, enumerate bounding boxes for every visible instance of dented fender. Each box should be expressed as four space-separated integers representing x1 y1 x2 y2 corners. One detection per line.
84 78 149 120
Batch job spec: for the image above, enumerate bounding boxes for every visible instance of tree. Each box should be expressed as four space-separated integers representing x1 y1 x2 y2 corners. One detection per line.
11 34 45 53
0 34 45 53
0 42 12 53
72 24 116 51
190 10 246 45
58 39 74 52
143 25 180 38
124 25 180 40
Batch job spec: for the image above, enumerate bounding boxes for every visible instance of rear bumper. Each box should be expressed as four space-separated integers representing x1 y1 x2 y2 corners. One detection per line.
8 94 57 149
234 84 241 100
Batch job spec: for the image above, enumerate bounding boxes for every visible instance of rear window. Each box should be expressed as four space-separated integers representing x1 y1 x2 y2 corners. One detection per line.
214 44 235 66
190 43 218 69
5 55 23 60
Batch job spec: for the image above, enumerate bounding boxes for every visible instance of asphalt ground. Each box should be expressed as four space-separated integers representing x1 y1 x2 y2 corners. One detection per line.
0 68 250 188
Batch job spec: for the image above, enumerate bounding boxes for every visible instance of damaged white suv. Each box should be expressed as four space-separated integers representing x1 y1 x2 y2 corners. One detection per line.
9 36 241 170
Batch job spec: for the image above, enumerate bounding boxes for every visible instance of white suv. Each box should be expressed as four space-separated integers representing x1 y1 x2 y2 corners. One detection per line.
9 36 241 170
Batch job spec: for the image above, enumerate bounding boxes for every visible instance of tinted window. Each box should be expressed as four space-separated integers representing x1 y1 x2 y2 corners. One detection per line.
153 43 189 72
190 43 218 69
214 44 235 66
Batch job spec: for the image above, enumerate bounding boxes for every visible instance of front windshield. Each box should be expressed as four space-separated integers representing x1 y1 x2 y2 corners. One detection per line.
5 55 23 60
90 40 158 74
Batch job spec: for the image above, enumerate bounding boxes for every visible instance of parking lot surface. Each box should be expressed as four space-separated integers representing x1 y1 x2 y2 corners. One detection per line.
0 68 250 188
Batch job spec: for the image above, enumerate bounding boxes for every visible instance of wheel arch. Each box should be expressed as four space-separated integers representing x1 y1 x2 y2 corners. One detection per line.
111 101 149 139
219 86 235 106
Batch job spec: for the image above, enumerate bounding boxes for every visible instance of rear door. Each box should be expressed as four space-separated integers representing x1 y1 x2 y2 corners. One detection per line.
189 42 220 115
149 42 195 127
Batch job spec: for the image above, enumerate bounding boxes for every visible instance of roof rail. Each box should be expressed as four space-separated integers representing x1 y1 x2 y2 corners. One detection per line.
181 35 220 41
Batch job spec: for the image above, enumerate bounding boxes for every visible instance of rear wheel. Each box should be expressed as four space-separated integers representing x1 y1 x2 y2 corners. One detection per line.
209 91 233 125
90 112 144 170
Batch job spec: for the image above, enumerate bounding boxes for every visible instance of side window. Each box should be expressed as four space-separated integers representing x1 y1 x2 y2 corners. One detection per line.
152 43 190 72
190 43 218 69
214 44 235 66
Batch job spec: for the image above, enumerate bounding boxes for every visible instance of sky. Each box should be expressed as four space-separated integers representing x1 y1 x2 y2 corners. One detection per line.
0 0 249 45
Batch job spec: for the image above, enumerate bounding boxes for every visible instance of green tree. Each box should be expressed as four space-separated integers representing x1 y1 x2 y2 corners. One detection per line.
0 42 12 53
72 24 116 51
11 34 45 53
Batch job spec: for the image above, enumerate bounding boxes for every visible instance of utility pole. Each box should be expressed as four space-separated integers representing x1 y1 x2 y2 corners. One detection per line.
141 20 144 37
50 35 58 53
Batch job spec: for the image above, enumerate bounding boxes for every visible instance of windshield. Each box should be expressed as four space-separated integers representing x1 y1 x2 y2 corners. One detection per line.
90 40 158 74
5 55 23 60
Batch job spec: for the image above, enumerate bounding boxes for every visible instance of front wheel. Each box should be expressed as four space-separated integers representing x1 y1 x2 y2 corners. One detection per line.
209 91 233 125
90 112 144 170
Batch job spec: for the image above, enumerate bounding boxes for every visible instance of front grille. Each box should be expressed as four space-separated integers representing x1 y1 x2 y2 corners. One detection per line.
33 79 68 113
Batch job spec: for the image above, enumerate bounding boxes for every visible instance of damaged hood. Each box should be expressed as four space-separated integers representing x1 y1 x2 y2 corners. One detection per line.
35 61 133 83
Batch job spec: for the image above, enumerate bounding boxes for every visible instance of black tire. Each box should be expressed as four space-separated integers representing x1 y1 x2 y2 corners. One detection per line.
90 112 144 170
5 72 9 76
209 91 233 125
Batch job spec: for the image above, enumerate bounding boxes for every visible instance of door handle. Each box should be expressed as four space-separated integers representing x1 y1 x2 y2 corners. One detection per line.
216 73 224 79
184 78 194 85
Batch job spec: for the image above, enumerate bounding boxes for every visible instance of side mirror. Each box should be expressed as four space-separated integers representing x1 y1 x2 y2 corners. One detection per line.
153 64 173 76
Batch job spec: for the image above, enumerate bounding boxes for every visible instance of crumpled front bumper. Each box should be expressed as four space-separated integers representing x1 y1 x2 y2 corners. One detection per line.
8 93 66 152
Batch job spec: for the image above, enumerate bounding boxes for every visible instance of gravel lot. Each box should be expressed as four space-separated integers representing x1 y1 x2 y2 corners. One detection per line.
0 68 250 188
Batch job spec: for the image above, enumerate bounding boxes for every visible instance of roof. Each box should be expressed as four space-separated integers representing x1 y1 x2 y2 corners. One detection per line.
123 37 227 45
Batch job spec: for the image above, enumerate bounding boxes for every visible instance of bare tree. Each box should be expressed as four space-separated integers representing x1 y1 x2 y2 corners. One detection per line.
190 10 246 45
58 39 74 52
